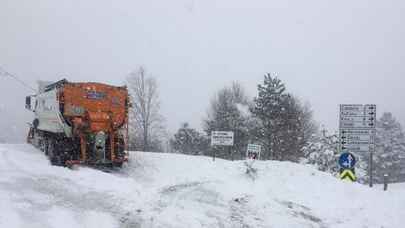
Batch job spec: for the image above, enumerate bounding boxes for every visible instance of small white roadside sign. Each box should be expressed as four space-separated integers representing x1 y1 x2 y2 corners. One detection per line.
246 144 261 160
211 131 234 146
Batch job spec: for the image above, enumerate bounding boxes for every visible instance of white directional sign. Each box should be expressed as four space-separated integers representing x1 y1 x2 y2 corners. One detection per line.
340 144 374 153
342 134 372 142
339 104 376 153
340 104 364 115
341 116 375 122
340 121 375 129
340 129 375 135
211 131 234 146
339 104 376 129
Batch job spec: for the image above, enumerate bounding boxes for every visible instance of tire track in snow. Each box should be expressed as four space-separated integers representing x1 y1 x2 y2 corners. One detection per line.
155 181 228 227
1 174 143 228
229 195 266 228
277 200 329 228
155 181 268 228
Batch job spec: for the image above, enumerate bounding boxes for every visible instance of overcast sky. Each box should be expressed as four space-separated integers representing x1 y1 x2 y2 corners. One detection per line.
1 0 404 141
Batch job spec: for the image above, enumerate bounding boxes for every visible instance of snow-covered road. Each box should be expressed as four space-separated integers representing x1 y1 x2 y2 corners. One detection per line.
0 144 404 228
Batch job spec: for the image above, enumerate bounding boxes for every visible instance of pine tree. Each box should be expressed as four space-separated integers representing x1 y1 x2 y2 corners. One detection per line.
278 94 307 161
372 112 405 183
203 82 250 160
251 74 316 161
251 74 286 160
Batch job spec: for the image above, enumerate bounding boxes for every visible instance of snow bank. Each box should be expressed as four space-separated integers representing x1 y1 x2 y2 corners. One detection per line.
0 144 404 228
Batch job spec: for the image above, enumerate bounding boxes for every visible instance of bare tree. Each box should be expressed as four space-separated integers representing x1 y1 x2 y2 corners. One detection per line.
126 66 165 152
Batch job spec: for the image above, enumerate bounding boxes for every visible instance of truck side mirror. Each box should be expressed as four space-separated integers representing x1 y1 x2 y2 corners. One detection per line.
25 95 36 111
25 96 31 110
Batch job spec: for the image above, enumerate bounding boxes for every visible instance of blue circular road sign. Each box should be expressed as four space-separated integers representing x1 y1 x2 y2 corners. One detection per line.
339 152 356 169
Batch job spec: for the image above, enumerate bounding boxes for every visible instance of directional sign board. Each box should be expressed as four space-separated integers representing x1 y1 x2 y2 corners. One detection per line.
211 131 234 146
339 104 376 129
341 145 374 153
339 104 376 153
340 129 374 141
246 144 261 160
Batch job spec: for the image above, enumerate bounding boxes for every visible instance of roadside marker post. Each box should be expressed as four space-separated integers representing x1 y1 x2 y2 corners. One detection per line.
383 174 389 191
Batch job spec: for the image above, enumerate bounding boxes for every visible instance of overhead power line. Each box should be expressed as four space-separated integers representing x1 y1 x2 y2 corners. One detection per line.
0 66 36 92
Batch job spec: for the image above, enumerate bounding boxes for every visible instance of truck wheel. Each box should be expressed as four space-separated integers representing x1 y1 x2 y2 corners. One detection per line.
113 162 123 168
33 119 39 129
51 155 64 166
48 140 57 165
44 139 49 155
52 143 66 167
48 139 63 166
115 137 125 159
50 156 59 166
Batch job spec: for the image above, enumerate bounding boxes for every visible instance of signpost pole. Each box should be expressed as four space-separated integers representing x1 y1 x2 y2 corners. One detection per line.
383 174 389 191
213 147 216 161
369 128 376 187
369 149 373 187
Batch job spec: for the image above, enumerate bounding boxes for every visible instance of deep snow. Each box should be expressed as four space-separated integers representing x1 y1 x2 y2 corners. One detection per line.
0 144 404 228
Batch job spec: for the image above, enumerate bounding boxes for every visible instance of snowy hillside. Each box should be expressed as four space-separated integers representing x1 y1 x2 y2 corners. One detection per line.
1 144 404 228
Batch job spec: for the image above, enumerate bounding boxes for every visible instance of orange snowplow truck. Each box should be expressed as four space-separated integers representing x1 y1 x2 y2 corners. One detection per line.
25 79 129 167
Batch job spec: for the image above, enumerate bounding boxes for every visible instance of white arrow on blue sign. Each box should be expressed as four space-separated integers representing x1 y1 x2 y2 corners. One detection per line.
339 152 357 169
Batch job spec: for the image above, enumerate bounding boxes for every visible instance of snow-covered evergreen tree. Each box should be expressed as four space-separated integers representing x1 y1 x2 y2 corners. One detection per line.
250 74 286 160
373 112 405 183
251 74 317 161
203 82 251 160
301 129 340 175
170 123 208 155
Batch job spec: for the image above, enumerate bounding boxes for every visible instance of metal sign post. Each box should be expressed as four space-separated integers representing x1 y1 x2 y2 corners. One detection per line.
369 151 373 187
339 104 376 186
